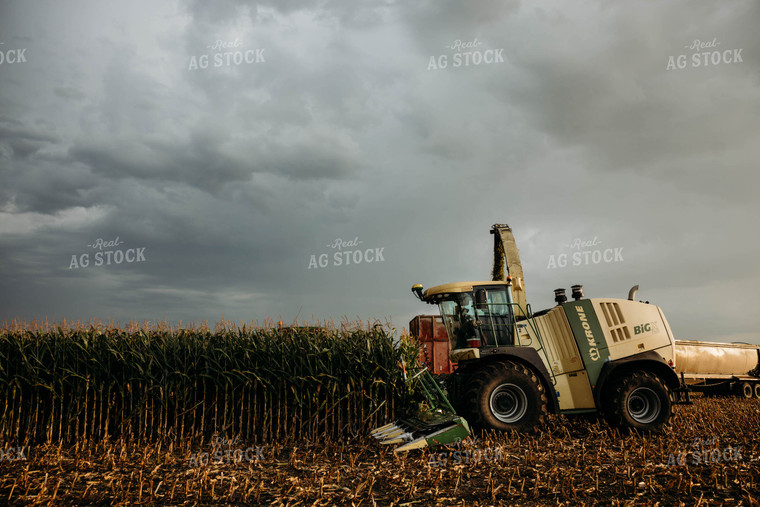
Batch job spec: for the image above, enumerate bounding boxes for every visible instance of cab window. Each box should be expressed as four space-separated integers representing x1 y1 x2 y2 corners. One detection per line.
473 286 513 346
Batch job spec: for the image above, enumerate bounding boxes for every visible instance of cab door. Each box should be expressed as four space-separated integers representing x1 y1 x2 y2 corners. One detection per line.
473 286 514 347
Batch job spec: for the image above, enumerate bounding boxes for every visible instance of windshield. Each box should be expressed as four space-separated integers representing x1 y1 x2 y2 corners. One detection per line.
439 294 478 350
438 286 514 349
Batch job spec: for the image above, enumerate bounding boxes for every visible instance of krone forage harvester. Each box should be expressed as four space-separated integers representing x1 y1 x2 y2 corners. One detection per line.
373 223 691 451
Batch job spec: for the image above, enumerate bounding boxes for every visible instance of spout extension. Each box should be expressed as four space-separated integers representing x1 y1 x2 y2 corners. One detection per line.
490 223 527 312
628 285 639 301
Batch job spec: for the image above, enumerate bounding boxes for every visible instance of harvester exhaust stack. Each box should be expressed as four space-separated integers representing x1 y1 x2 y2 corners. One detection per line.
371 368 470 452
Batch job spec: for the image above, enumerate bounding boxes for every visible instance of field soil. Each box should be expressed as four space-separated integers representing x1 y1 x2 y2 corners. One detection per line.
1 396 758 506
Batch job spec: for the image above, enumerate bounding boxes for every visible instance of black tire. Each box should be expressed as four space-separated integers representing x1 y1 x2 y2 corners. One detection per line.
754 383 760 399
740 382 753 399
463 361 547 432
603 371 672 432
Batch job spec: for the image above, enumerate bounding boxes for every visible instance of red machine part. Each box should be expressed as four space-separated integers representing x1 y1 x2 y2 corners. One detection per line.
410 315 454 375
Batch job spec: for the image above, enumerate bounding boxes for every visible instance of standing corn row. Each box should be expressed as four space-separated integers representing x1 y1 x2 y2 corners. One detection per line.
0 322 420 444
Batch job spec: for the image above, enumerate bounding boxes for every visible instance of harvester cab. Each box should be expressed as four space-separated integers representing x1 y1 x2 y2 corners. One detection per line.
413 281 517 350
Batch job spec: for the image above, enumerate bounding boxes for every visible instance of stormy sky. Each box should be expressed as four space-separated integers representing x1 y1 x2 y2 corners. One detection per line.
1 0 758 343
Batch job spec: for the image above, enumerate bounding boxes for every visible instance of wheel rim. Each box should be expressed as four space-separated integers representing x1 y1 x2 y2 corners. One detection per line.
755 384 760 399
489 383 528 423
627 387 661 424
742 383 753 399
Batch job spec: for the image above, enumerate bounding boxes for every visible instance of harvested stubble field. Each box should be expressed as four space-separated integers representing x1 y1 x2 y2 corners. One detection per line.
0 322 758 505
0 396 758 505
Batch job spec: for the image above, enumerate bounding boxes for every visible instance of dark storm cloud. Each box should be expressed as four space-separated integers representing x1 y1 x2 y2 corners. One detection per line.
399 0 520 49
54 86 87 101
0 115 58 159
1 159 102 215
0 0 758 342
67 119 361 188
184 0 397 27
503 2 760 187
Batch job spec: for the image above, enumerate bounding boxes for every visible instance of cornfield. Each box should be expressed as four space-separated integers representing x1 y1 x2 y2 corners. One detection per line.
1 320 758 505
0 320 421 445
0 396 758 504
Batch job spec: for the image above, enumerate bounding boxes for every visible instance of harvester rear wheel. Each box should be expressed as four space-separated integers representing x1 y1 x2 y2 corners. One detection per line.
463 361 547 432
754 383 760 399
741 382 753 399
603 371 672 432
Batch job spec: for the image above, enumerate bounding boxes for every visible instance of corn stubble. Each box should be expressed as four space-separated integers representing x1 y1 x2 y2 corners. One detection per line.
1 321 758 505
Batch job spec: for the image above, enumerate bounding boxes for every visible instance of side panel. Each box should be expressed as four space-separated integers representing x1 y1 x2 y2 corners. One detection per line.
563 300 610 390
522 307 584 375
590 299 674 364
517 307 595 410
553 371 596 411
566 299 678 404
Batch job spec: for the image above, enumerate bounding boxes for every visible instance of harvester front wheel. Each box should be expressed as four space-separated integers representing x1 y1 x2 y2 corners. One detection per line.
604 371 672 432
464 361 547 432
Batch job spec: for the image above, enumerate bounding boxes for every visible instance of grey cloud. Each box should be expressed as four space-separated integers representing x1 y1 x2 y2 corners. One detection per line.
258 128 361 180
0 116 59 159
503 1 760 196
68 120 360 190
400 0 519 51
0 0 758 343
54 86 87 101
1 160 102 214
184 0 397 27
